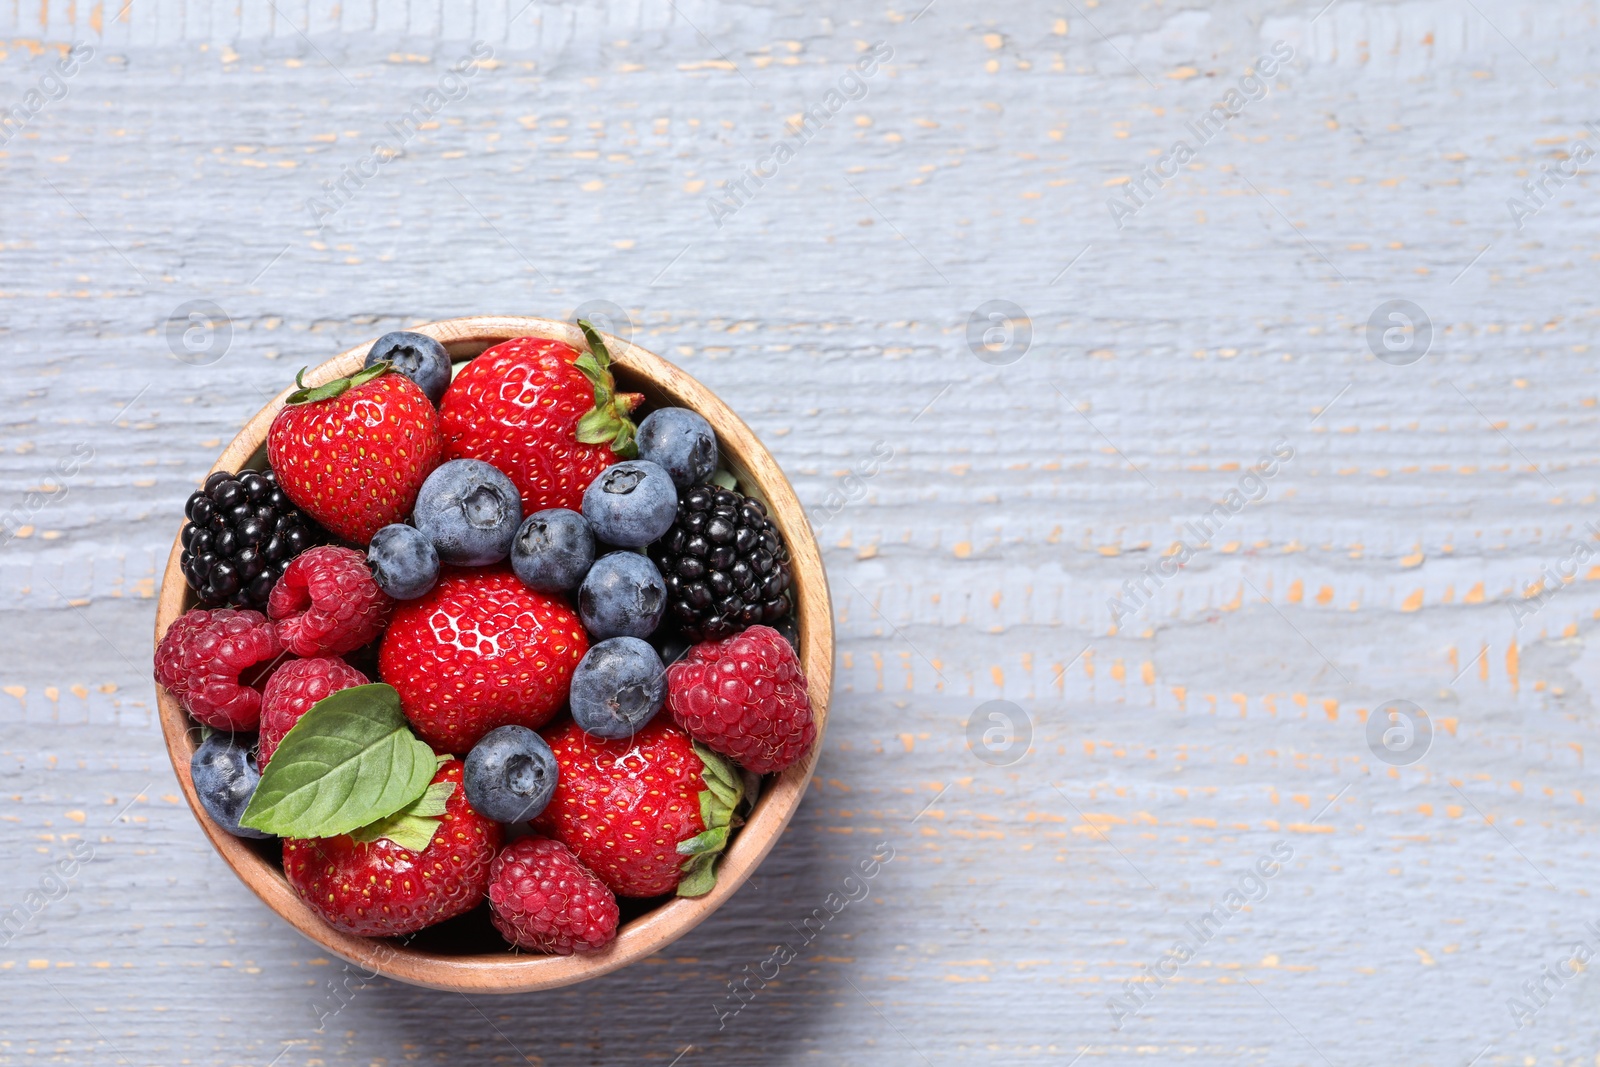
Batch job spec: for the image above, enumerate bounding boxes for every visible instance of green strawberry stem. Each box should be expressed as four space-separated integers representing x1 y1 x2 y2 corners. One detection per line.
573 320 642 458
286 361 390 406
676 743 746 898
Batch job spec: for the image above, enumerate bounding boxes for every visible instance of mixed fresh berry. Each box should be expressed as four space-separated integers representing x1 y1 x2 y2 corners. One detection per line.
649 485 792 641
577 550 667 640
666 624 815 774
489 837 619 955
534 717 742 898
258 655 368 766
440 327 641 514
180 469 323 609
282 759 503 937
190 731 272 839
378 566 587 752
267 362 444 544
154 323 815 955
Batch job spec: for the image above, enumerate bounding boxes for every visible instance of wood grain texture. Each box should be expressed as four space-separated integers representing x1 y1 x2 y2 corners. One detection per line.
2 0 1598 1063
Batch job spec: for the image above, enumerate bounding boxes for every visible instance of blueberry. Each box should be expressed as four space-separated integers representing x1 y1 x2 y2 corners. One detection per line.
463 725 558 823
190 732 272 839
578 550 667 639
366 523 440 599
569 637 667 739
365 331 452 406
637 407 719 488
510 508 595 592
581 460 678 548
412 458 523 566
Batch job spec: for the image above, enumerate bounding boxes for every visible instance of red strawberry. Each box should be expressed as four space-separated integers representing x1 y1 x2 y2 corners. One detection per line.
535 717 743 898
268 545 393 657
267 363 443 544
667 625 815 773
439 326 642 515
258 656 369 767
154 607 284 730
282 760 502 937
488 837 619 955
378 566 588 753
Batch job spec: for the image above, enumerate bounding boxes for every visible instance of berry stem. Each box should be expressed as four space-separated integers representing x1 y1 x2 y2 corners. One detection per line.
676 743 745 897
573 320 641 459
286 362 391 406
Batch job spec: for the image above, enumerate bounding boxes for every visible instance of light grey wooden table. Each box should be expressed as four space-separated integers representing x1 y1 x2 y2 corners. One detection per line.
3 1 1597 1063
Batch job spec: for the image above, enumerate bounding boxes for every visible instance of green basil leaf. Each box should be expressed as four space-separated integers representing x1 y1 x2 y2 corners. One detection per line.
238 683 436 838
347 781 455 851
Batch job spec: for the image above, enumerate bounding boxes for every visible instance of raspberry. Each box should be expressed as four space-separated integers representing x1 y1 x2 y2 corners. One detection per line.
154 608 284 731
258 657 370 766
666 624 814 773
268 545 394 657
488 837 619 955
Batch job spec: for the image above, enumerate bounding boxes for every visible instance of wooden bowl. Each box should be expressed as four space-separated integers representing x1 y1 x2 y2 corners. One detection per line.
152 315 832 993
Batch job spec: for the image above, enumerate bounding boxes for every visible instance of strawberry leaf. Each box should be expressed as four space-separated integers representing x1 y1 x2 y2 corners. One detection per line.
238 683 436 838
575 406 623 444
573 319 640 458
347 780 455 851
676 743 745 898
286 361 390 405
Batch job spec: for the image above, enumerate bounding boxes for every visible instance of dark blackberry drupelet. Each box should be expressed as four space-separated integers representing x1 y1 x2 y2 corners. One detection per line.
648 484 792 642
180 468 324 609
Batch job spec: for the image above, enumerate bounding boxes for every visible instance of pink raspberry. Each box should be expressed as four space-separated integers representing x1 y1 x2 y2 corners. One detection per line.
268 545 393 657
154 608 283 730
666 624 814 773
258 657 370 766
488 837 618 955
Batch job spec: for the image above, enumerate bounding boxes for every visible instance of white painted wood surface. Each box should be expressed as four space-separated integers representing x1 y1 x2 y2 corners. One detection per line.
2 0 1597 1063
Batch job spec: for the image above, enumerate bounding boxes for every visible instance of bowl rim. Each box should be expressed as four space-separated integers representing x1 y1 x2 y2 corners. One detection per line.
152 315 833 993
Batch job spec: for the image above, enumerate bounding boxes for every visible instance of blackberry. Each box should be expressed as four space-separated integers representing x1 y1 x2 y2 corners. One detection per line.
648 484 791 642
180 468 324 609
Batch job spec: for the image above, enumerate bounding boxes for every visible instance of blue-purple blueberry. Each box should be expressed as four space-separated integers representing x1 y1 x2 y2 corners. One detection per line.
365 331 452 406
366 523 440 599
569 637 667 739
510 508 595 592
463 725 559 823
637 407 719 487
581 460 677 548
413 458 522 566
578 550 666 639
191 732 272 839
